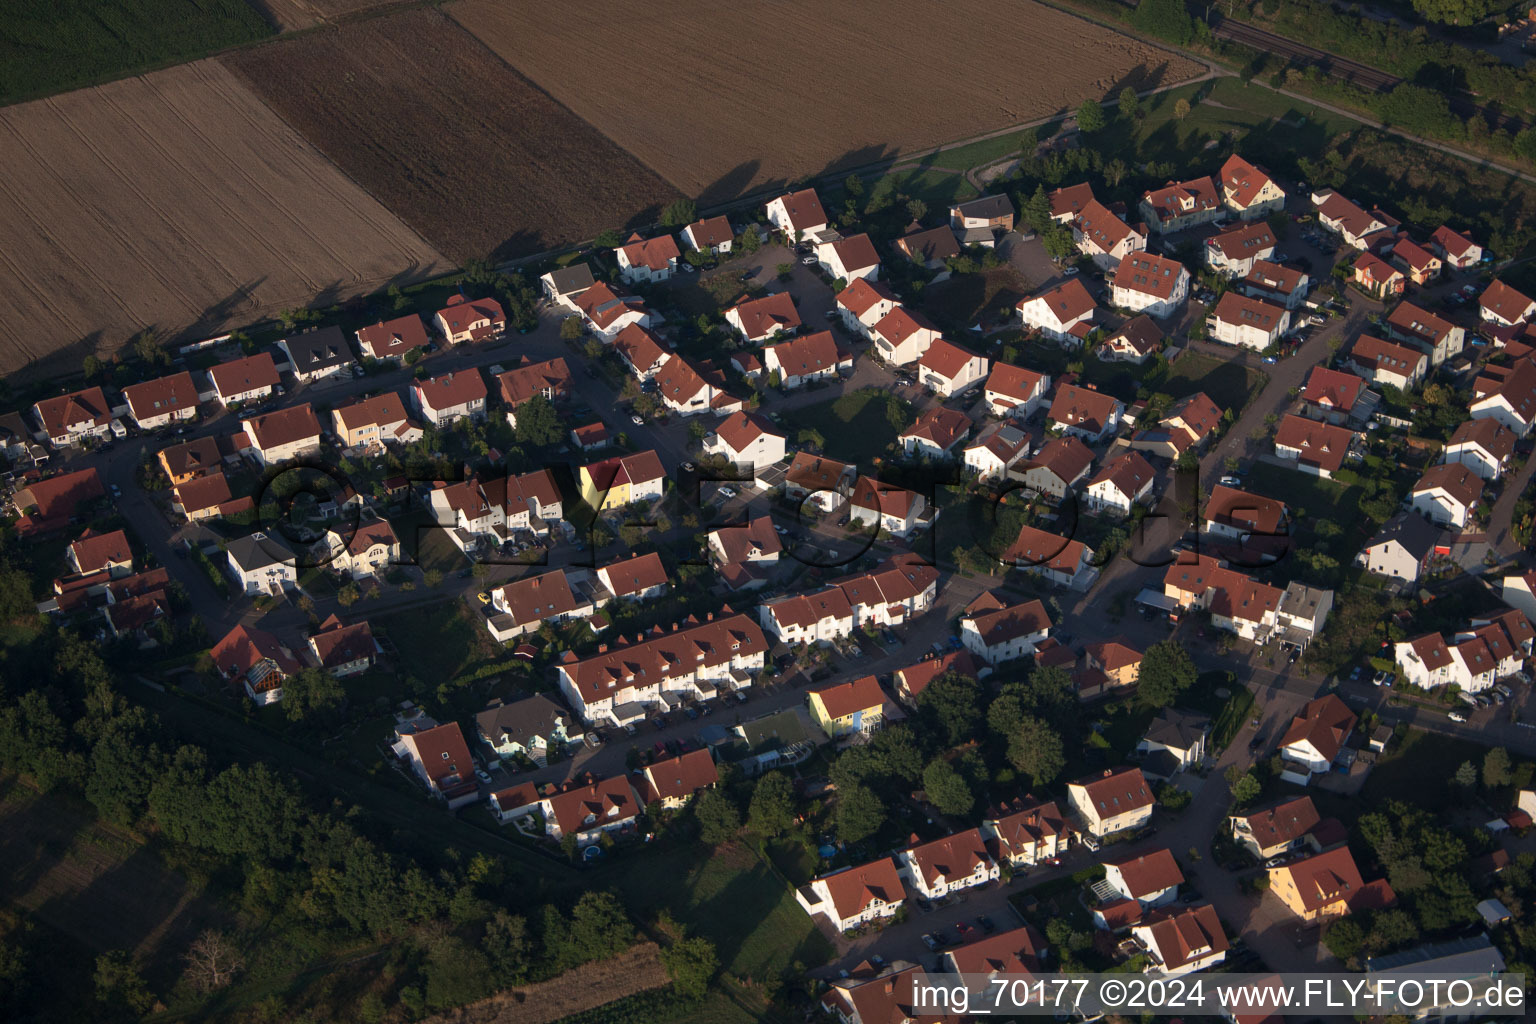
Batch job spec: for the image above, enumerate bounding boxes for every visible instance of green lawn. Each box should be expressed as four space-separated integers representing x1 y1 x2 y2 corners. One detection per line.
919 267 1034 335
794 388 914 464
1162 351 1269 413
1361 728 1490 810
1240 460 1361 582
375 601 507 691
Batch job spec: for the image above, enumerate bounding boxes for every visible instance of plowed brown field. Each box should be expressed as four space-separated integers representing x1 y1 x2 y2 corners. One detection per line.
0 59 446 378
449 0 1206 203
221 8 684 263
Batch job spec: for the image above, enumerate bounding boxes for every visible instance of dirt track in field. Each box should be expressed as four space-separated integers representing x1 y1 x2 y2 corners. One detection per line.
0 58 447 378
422 942 670 1024
449 0 1206 203
221 7 685 263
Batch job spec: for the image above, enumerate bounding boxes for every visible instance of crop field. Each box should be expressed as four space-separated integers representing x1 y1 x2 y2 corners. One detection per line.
222 8 684 262
450 0 1205 202
0 59 447 378
421 943 670 1024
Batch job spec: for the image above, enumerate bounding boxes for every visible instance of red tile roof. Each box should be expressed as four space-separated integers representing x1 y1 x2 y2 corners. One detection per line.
729 291 802 339
1430 224 1477 260
619 232 681 272
1237 796 1321 850
766 330 845 378
1207 220 1276 262
1413 461 1484 509
600 551 669 598
122 372 198 423
873 305 940 346
967 598 1052 646
1143 175 1220 221
1003 523 1090 576
1206 484 1286 535
901 405 971 450
309 617 376 670
1481 279 1536 323
1387 300 1455 345
34 386 111 437
827 232 880 272
244 403 322 451
69 528 131 574
836 276 899 317
1089 451 1154 500
1274 414 1354 474
684 215 733 249
1026 435 1094 486
560 613 768 703
1279 695 1356 762
414 369 487 412
545 774 638 836
1049 182 1095 220
1139 904 1227 970
639 748 718 805
357 314 431 359
771 188 827 232
818 857 905 923
436 294 506 337
1106 847 1184 899
1023 278 1096 323
894 650 978 701
1072 767 1155 816
918 338 984 381
1213 291 1287 333
1075 199 1136 250
986 362 1048 405
209 352 281 398
1049 383 1120 434
904 828 992 887
1219 154 1279 210
810 675 888 720
497 358 570 407
713 410 780 454
211 624 301 685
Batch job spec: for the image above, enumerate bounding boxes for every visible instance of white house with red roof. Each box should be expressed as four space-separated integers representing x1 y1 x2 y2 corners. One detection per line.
1049 182 1096 223
637 748 719 810
612 323 670 380
836 277 899 339
240 404 323 466
1048 383 1123 442
795 857 906 932
848 476 931 539
1205 221 1276 278
916 339 989 397
1443 417 1517 480
1313 190 1398 250
897 829 999 899
1344 335 1427 390
68 528 133 578
1391 238 1441 285
815 233 880 282
122 372 199 430
539 263 595 312
981 796 1069 867
1210 292 1289 350
1429 224 1482 269
1139 175 1221 233
1101 316 1164 363
654 355 742 417
1471 357 1536 436
542 774 640 843
32 386 112 447
704 410 786 475
616 232 681 284
1132 905 1227 975
725 291 801 344
485 568 598 642
574 281 651 340
1300 365 1372 425
355 314 430 365
1410 462 1485 529
1067 766 1155 837
595 551 670 605
1386 300 1463 366
984 363 1051 419
1003 523 1097 591
308 615 378 677
765 187 828 240
1011 435 1094 498
1277 694 1355 776
706 516 781 591
212 623 303 705
1018 279 1096 344
784 452 854 512
1353 251 1405 300
899 406 972 459
960 594 1053 664
1071 199 1147 269
680 215 734 255
963 423 1031 482
208 352 282 406
763 331 850 389
324 518 400 580
434 294 506 345
1480 279 1536 327
1218 154 1286 218
412 369 487 426
1104 848 1184 907
1087 451 1155 514
1241 260 1310 309
1111 252 1190 317
871 306 942 365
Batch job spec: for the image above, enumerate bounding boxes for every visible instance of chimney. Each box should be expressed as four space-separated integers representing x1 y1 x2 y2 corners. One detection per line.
706 611 714 622
598 644 608 654
672 622 679 631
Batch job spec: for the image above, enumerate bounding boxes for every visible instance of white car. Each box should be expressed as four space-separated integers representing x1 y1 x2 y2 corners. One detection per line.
718 486 737 499
800 255 817 265
631 414 644 426
1448 711 1467 723
1062 266 1079 276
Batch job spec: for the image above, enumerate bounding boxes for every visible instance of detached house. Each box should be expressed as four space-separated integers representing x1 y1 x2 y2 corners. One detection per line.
1314 190 1397 250
1344 335 1427 391
1273 414 1355 478
578 450 666 511
895 224 961 269
1241 260 1310 309
1132 906 1228 975
1429 224 1483 269
725 291 802 344
616 233 681 284
1359 510 1440 584
307 615 377 677
1204 485 1287 542
704 410 787 475
1218 154 1286 218
1071 199 1147 268
1269 846 1396 923
1480 279 1536 327
916 339 989 397
900 405 971 459
960 595 1052 664
1471 357 1536 436
539 263 595 311
428 469 563 545
1231 795 1322 860
1078 640 1144 701
1352 251 1405 299
949 193 1015 243
241 403 323 466
1048 383 1123 442
412 369 487 426
33 387 112 447
1018 278 1096 345
1130 392 1223 459
636 749 719 810
1410 461 1484 529
1104 848 1184 908
981 796 1069 868
613 323 670 380
871 306 942 365
765 187 829 240
764 331 850 388
984 362 1051 419
1444 416 1516 480
543 775 640 845
1386 300 1464 366
68 528 133 578
807 675 890 738
652 355 742 417
122 372 199 430
1391 238 1441 285
332 392 421 451
897 829 999 899
595 551 670 604
1210 292 1289 350
848 476 932 539
1087 451 1155 514
434 295 506 345
497 357 571 427
1300 365 1372 425
1205 221 1276 278
1049 181 1096 223
356 314 430 365
680 215 734 255
1278 694 1355 778
279 325 355 381
963 423 1031 482
707 516 781 591
1139 176 1221 233
212 624 302 705
1110 252 1190 317
209 353 281 406
1010 435 1094 498
1101 316 1164 363
816 233 880 282
574 280 650 340
1162 554 1284 641
784 452 854 512
795 858 906 933
836 277 899 339
485 568 595 642
226 532 297 596
1067 767 1155 838
1002 522 1097 591
324 518 400 579
477 694 584 767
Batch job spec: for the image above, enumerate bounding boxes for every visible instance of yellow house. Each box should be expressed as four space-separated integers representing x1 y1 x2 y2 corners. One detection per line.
807 675 888 739
1267 846 1396 923
578 450 667 512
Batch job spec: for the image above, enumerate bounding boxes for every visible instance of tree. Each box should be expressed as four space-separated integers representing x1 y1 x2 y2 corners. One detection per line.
82 354 102 379
1137 640 1196 707
747 772 796 837
1323 917 1364 960
835 783 885 844
183 930 243 993
337 583 360 607
1408 0 1503 26
1515 127 1536 164
1076 99 1106 134
0 561 35 622
660 936 718 1000
1118 86 1140 120
514 394 564 447
915 672 983 747
1231 772 1262 806
1453 760 1478 789
283 667 344 723
559 316 585 341
1483 747 1511 788
133 327 170 366
594 229 622 248
694 789 741 845
1132 0 1194 44
423 934 494 1009
661 197 698 227
907 199 928 224
95 951 154 1017
738 224 762 253
922 758 974 816
1173 98 1191 120
1005 714 1065 787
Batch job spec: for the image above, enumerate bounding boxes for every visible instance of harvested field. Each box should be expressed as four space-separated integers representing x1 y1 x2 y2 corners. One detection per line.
422 942 669 1024
0 59 447 378
222 8 684 262
250 0 415 32
450 0 1205 202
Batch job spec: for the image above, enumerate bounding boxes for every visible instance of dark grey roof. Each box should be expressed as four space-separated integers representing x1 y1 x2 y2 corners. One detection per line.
225 532 294 572
281 325 355 373
545 263 596 296
1139 749 1182 781
1142 708 1210 751
952 194 1014 220
1107 314 1164 352
1365 933 1503 974
1365 509 1442 560
475 694 578 747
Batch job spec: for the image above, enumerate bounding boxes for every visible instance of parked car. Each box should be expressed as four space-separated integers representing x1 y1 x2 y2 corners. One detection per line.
683 706 699 720
800 255 817 265
921 933 939 951
474 767 492 784
1220 475 1242 487
630 413 645 426
1062 266 1079 276
1449 711 1468 723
